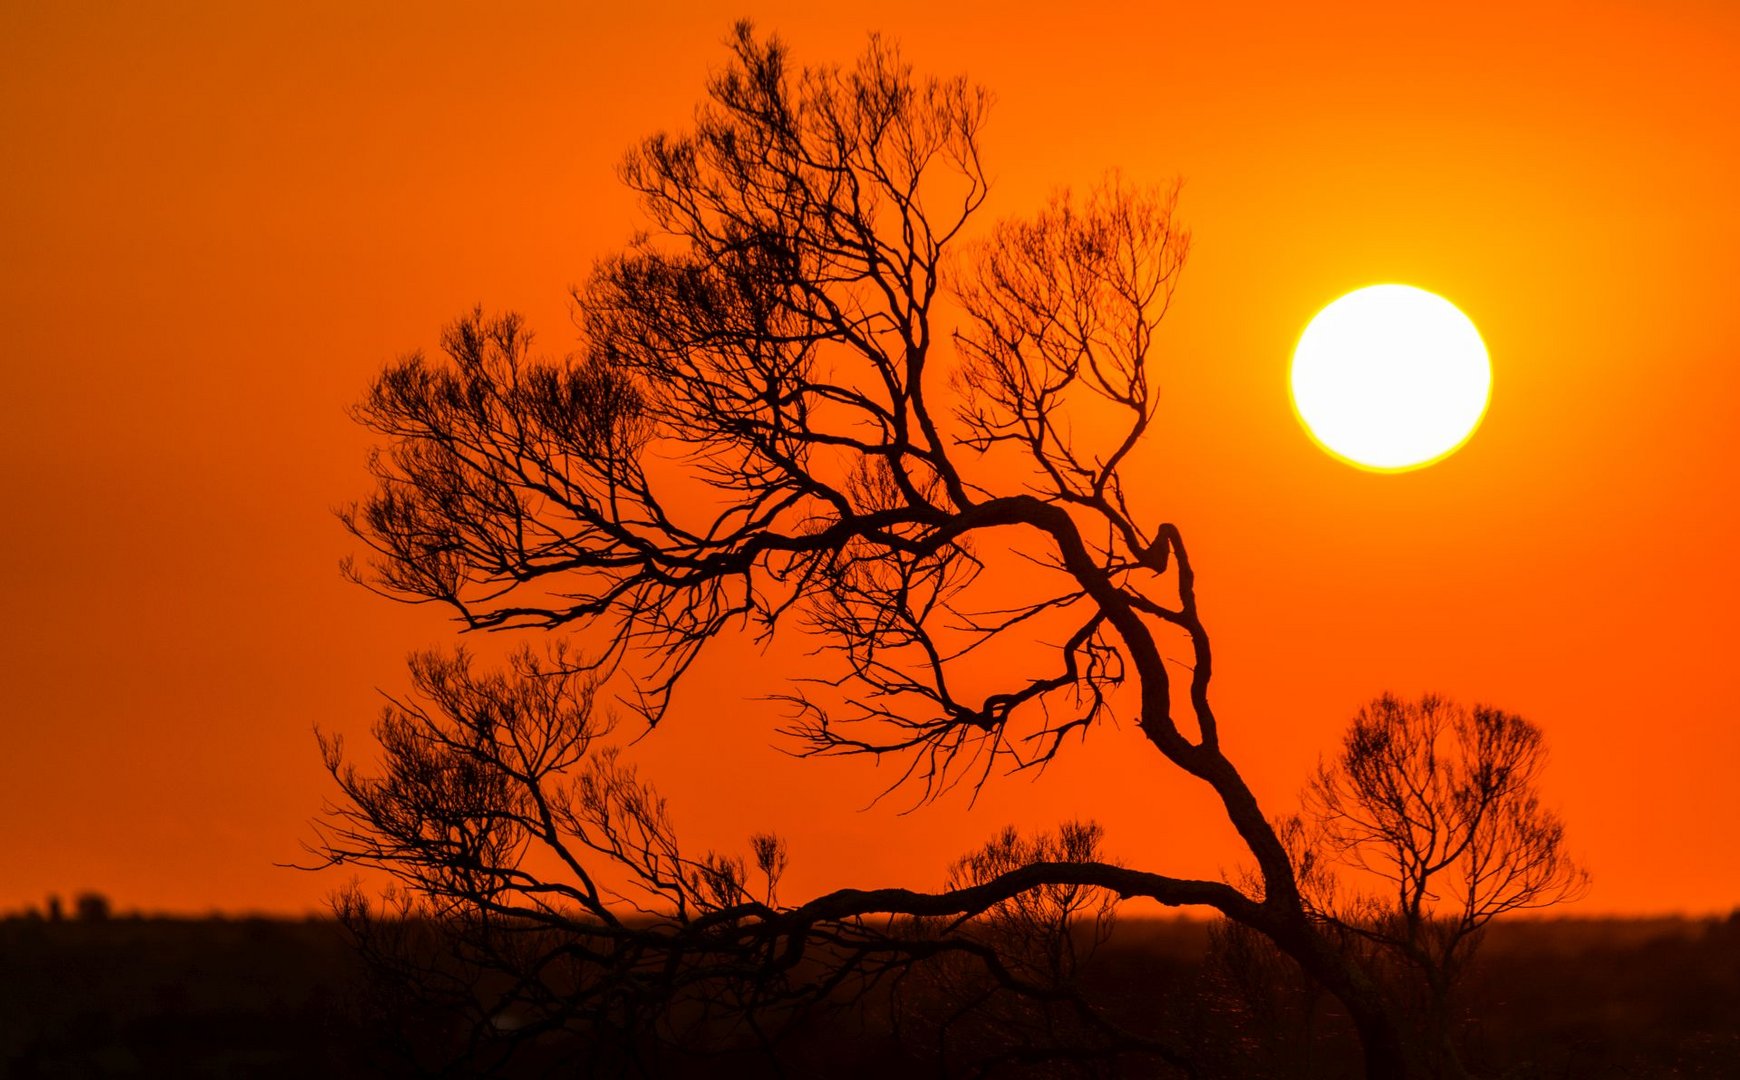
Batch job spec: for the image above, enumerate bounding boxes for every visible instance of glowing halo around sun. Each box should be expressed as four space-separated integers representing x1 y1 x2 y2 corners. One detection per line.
1290 285 1491 472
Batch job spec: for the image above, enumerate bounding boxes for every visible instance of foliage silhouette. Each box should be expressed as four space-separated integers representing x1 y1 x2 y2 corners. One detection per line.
315 24 1582 1079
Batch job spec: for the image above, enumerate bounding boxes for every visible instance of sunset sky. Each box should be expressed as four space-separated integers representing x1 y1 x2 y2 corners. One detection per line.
3 1 1736 917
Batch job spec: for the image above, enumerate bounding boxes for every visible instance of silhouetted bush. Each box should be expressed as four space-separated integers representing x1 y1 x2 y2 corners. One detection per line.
74 893 111 922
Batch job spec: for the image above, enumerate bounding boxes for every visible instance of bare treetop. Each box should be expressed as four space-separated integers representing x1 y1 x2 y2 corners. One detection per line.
342 24 1206 803
1306 693 1588 932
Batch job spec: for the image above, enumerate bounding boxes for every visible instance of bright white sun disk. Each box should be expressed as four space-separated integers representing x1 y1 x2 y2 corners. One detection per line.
1290 285 1490 472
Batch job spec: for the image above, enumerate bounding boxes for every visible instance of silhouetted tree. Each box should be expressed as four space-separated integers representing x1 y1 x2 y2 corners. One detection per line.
318 23 1464 1078
1205 695 1587 1079
1306 694 1588 1077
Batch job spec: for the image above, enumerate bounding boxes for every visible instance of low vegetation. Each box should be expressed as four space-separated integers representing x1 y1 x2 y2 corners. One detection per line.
4 913 1736 1077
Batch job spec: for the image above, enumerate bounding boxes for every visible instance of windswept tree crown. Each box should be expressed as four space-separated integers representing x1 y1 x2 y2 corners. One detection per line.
343 24 1201 801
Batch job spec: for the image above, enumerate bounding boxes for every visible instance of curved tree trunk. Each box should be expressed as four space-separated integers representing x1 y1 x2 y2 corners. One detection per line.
1261 910 1412 1080
1350 1002 1411 1080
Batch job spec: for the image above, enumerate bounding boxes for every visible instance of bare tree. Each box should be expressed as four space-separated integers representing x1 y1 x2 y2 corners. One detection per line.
1199 695 1587 1078
317 23 1440 1077
1300 694 1588 1077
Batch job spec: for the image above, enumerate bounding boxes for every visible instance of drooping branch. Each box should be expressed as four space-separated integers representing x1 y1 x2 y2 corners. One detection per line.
310 645 1257 1072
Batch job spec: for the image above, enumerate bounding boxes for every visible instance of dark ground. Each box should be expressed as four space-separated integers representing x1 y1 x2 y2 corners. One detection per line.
2 913 1736 1077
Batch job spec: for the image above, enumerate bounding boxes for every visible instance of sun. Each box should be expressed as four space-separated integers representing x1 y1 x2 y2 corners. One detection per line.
1290 285 1491 472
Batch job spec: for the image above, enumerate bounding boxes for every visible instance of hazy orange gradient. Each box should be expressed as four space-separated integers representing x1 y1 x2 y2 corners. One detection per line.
2 2 1736 916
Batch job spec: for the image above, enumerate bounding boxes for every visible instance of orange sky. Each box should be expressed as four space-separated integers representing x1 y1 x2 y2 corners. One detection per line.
3 1 1736 917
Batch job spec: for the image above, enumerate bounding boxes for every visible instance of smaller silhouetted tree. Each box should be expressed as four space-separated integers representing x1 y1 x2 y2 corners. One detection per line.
1212 694 1588 1079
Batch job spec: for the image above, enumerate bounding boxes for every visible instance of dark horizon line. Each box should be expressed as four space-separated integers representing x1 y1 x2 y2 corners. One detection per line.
7 903 1737 924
